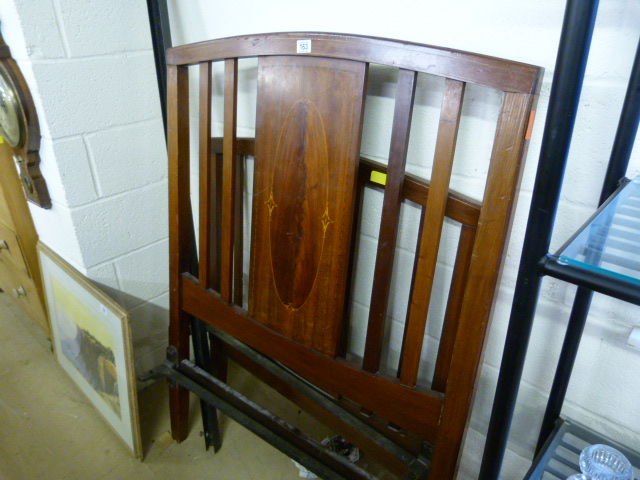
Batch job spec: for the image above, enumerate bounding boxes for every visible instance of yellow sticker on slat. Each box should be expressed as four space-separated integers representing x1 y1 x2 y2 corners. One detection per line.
0 136 4 144
370 170 387 186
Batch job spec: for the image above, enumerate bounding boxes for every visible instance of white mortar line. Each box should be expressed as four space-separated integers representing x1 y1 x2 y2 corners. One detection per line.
85 236 169 271
51 0 71 59
44 118 163 143
58 177 167 210
81 133 103 198
27 49 155 65
111 261 125 292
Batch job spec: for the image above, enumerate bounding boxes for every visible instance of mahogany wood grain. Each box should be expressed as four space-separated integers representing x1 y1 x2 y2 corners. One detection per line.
167 64 191 442
220 58 238 303
166 32 543 480
358 158 481 227
167 33 542 95
363 69 417 373
427 92 536 479
249 56 367 357
198 61 214 289
183 273 442 442
233 154 244 306
431 224 476 393
339 166 369 358
213 154 223 291
399 78 465 386
209 138 482 226
211 137 255 157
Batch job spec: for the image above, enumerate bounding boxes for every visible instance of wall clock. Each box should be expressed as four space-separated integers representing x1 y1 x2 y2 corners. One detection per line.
0 31 50 208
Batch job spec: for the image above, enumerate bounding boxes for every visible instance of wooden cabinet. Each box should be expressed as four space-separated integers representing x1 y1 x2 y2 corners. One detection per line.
0 139 48 334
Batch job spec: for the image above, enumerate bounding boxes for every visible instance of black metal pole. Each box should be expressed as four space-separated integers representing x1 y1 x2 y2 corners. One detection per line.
146 0 172 139
534 288 592 454
146 1 223 450
478 1 599 478
535 33 640 454
600 34 640 202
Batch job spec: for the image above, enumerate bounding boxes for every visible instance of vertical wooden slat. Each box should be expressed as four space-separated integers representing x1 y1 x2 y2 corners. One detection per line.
399 78 465 387
339 167 370 357
220 58 238 303
431 224 476 392
195 64 226 448
198 61 213 289
428 92 535 480
233 154 244 305
194 63 225 452
167 63 191 442
362 69 417 373
213 153 223 291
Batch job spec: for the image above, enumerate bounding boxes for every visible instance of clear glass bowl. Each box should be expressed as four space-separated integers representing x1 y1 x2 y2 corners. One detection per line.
568 444 634 480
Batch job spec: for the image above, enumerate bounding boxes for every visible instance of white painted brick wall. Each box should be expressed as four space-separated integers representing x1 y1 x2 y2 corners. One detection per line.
1 0 66 60
2 0 639 478
56 0 151 57
70 182 168 266
112 240 169 309
31 55 159 138
85 120 167 197
1 0 169 376
50 137 99 206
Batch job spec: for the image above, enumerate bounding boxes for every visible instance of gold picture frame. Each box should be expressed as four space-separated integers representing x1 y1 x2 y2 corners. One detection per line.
37 241 142 458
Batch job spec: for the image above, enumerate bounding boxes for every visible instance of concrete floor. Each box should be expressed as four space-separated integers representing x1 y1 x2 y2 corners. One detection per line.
0 292 394 480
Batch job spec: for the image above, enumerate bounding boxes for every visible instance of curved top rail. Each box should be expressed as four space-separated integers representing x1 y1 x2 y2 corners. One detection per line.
166 32 543 94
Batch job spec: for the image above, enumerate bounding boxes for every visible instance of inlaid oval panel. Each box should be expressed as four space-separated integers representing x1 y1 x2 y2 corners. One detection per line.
269 99 329 310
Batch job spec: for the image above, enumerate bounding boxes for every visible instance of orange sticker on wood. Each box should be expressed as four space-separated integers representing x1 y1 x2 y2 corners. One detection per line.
525 110 537 140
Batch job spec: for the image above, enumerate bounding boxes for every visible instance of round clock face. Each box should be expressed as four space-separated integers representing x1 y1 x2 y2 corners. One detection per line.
0 66 24 148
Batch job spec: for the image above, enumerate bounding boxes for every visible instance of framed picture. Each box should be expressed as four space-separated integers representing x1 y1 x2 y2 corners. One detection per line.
37 241 142 459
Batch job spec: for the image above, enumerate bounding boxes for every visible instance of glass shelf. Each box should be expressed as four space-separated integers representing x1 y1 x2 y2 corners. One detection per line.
544 177 640 305
557 176 640 284
524 418 640 480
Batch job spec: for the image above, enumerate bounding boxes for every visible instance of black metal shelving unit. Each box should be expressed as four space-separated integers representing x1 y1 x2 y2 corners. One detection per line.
524 419 640 479
478 0 640 478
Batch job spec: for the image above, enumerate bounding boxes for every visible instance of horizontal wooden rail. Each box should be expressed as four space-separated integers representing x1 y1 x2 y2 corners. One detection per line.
181 273 443 442
208 137 481 227
167 32 542 94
